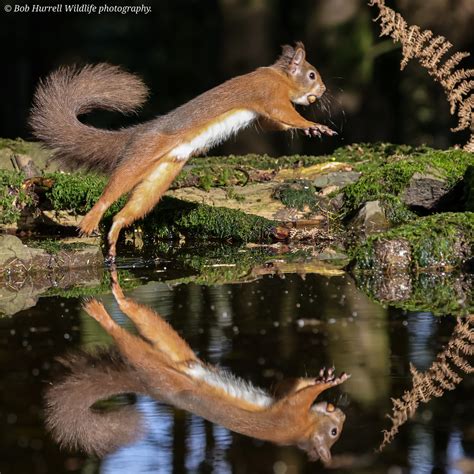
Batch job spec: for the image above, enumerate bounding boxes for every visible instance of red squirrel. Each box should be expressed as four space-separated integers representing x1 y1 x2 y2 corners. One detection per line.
45 275 349 463
30 42 335 261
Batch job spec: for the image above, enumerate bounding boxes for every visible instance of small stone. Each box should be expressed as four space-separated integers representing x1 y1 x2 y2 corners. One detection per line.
313 171 361 189
350 200 391 235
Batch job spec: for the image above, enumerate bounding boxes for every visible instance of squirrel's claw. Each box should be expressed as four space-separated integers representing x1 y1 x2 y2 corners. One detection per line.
305 124 337 138
314 367 350 386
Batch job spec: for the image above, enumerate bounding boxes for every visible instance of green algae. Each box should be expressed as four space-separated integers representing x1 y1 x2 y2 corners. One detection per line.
352 212 474 271
140 197 276 243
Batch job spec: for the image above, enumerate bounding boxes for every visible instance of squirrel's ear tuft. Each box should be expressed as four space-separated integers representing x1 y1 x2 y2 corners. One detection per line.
274 41 306 74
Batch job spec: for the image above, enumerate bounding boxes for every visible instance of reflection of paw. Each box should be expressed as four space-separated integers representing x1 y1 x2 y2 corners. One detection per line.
104 254 116 267
315 367 350 386
304 124 337 138
110 269 119 286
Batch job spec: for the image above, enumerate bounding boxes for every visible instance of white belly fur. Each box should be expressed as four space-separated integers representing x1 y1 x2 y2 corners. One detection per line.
170 109 256 161
185 362 273 408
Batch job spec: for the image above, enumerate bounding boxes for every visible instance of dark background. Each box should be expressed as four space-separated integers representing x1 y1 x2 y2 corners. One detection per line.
1 0 473 156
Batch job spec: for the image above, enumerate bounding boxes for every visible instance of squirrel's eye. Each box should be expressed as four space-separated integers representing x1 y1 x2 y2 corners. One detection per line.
309 71 316 80
331 428 338 437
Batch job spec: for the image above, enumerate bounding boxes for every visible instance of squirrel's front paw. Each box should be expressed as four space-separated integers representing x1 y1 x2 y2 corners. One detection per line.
304 124 337 138
315 367 350 386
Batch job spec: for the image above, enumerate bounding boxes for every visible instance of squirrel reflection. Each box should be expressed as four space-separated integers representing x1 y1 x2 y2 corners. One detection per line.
44 273 349 464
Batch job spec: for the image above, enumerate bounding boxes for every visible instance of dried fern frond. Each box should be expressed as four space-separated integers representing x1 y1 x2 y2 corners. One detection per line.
378 315 474 451
369 0 474 151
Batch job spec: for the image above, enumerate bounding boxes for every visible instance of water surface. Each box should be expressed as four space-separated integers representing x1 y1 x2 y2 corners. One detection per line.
0 263 472 474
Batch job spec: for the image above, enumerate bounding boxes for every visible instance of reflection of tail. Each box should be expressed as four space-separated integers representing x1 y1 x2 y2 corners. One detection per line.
379 315 474 451
44 349 147 456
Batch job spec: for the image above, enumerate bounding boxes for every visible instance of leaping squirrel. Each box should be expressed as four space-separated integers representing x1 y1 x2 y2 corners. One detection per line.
44 273 349 463
30 42 335 261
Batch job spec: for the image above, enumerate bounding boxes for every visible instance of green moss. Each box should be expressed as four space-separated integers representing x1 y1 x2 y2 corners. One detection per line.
273 183 319 211
0 170 33 224
174 165 249 190
352 212 474 271
45 172 126 217
342 147 474 214
197 153 331 170
379 196 417 225
140 197 276 243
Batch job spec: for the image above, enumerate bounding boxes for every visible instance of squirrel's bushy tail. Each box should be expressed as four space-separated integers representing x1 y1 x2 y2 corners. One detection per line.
29 63 149 172
44 349 147 457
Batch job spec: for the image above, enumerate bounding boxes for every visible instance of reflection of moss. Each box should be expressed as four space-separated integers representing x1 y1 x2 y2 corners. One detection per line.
356 271 472 316
157 244 315 285
140 197 276 243
0 170 32 224
273 183 319 211
28 238 90 254
342 146 473 214
352 212 474 270
44 269 140 298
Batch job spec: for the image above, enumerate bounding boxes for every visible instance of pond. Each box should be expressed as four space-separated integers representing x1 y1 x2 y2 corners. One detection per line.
0 252 472 474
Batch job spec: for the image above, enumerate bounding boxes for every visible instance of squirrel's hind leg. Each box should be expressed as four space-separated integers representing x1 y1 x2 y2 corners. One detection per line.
79 163 158 236
107 156 186 259
110 276 198 364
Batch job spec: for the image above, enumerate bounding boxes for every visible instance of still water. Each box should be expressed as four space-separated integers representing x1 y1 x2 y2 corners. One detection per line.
0 260 472 474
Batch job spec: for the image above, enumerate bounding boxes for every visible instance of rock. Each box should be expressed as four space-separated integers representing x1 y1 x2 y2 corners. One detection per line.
0 284 43 316
372 238 412 272
0 234 34 266
0 235 103 275
274 162 351 181
168 183 287 220
11 154 41 178
0 266 104 316
351 212 474 274
312 171 361 189
350 200 391 235
401 170 450 210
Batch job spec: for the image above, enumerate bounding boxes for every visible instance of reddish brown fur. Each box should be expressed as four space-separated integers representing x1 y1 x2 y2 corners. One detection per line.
30 43 333 259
